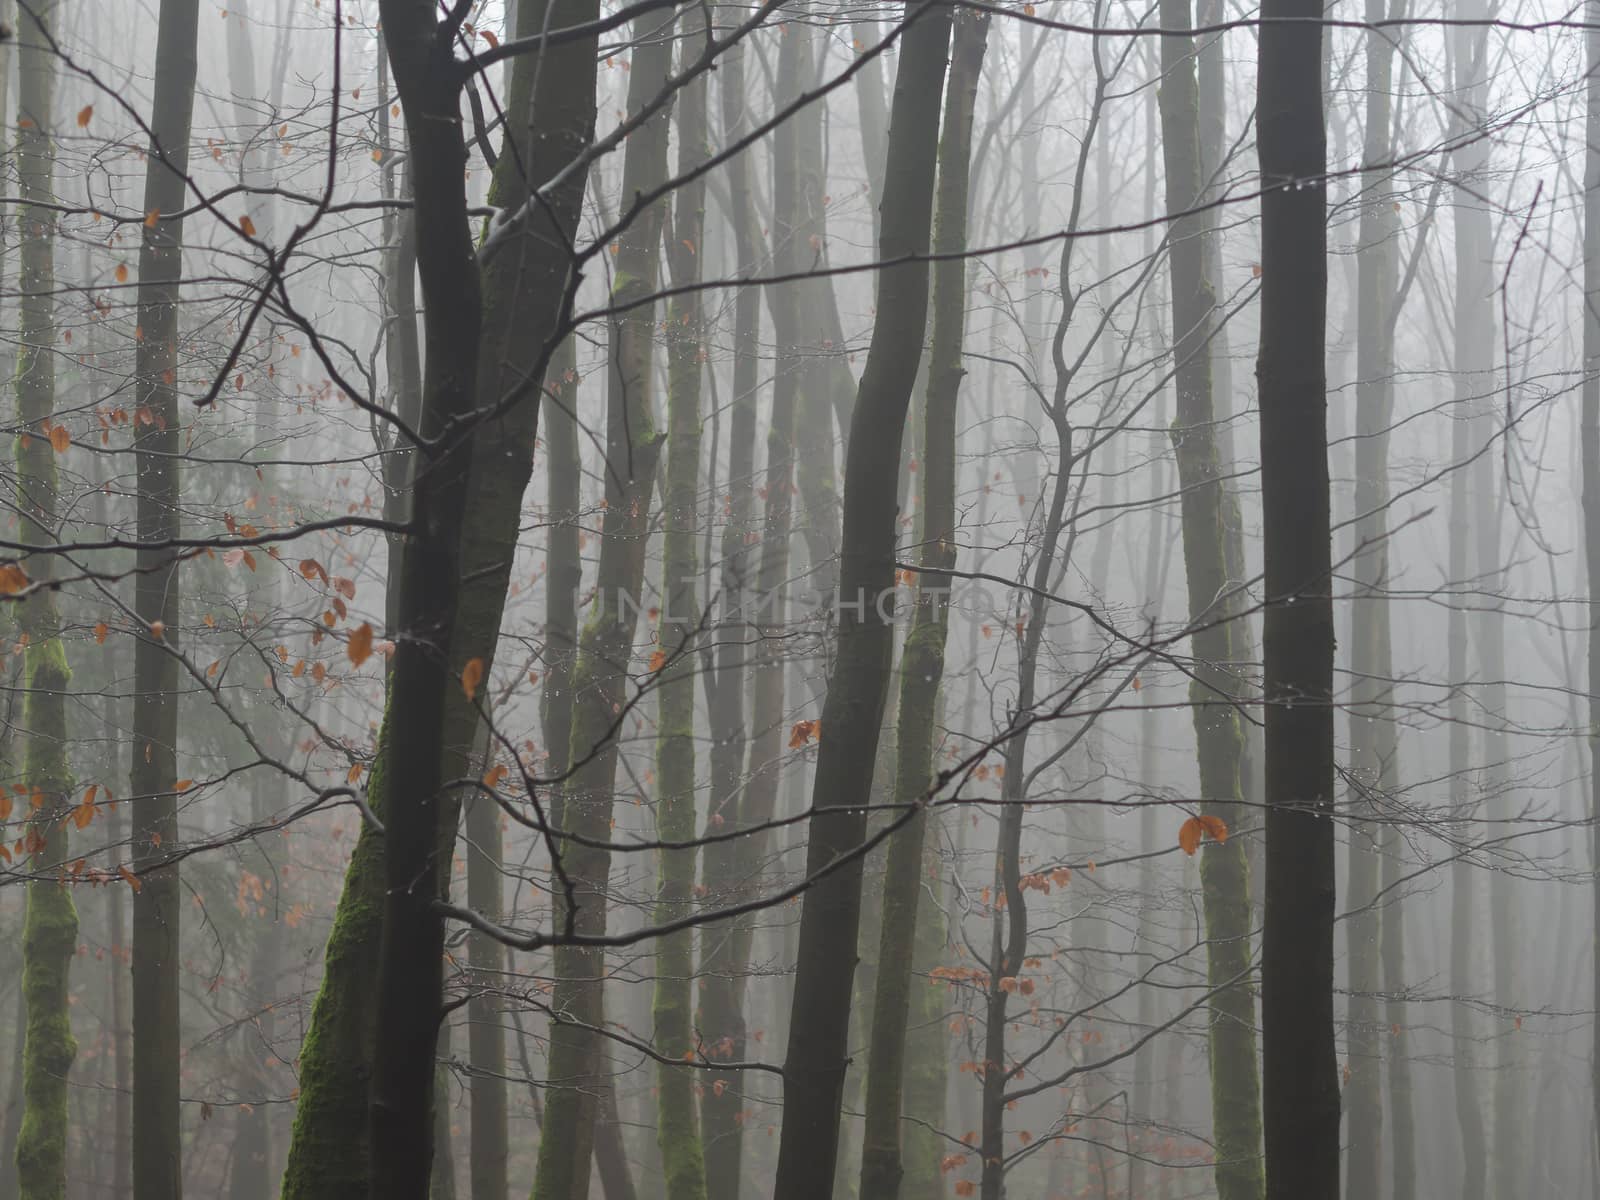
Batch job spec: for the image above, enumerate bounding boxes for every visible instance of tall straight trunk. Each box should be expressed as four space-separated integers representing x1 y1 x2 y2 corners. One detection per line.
466 789 506 1200
530 12 671 1197
1255 0 1339 1196
431 1021 457 1200
696 30 762 1200
1157 4 1264 1196
13 7 79 1198
2 948 27 1198
711 20 810 1188
1585 0 1600 1179
1453 12 1519 1194
652 11 710 1197
1448 11 1490 1199
537 345 643 1200
851 14 889 237
1194 0 1263 902
127 0 201 1194
364 0 487 1192
1344 3 1401 1196
229 775 284 1200
857 10 988 1199
109 802 132 1199
1473 459 1517 1200
771 4 953 1196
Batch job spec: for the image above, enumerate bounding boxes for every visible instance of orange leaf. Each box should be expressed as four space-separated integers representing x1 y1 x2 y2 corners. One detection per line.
482 763 509 789
955 1182 976 1197
648 649 667 672
788 718 820 749
174 779 194 792
145 208 161 227
0 563 30 595
76 104 93 128
461 657 485 701
1178 815 1203 856
347 621 374 667
1197 813 1229 844
482 28 500 48
115 263 129 283
72 801 94 830
239 214 257 237
94 621 109 644
119 864 142 893
347 762 363 784
49 424 70 453
0 794 9 820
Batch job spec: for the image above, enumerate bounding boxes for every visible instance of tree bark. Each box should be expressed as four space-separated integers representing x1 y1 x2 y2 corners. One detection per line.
364 0 485 1192
652 7 711 1195
1447 10 1491 1199
466 786 507 1200
696 30 762 1200
858 10 988 1198
128 0 201 1193
1347 5 1406 1198
1585 0 1600 1183
13 6 79 1198
1254 0 1340 1195
281 1 600 1192
771 4 952 1196
530 11 672 1197
1157 3 1264 1195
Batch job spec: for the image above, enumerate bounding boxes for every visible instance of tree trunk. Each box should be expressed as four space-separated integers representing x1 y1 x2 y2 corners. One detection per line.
466 785 507 1200
1 970 26 1198
281 1 600 1192
1447 11 1491 1199
771 4 953 1195
652 8 711 1195
530 10 671 1196
13 6 79 1198
858 10 988 1198
364 0 486 1191
696 29 762 1200
1254 0 1340 1195
127 0 201 1193
1585 0 1600 1182
1347 5 1406 1198
1157 4 1264 1196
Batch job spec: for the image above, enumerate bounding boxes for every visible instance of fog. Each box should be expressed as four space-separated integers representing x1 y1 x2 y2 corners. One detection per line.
0 1 1594 1198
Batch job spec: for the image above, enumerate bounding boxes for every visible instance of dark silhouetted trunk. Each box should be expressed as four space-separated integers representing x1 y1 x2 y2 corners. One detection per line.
858 9 988 1198
1255 0 1340 1195
771 4 952 1196
128 0 201 1193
